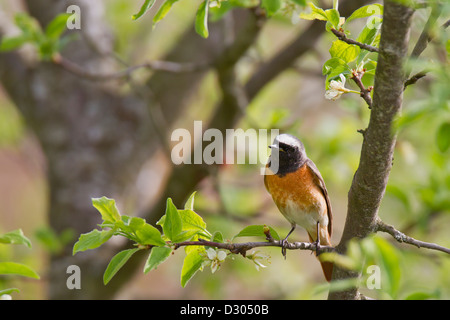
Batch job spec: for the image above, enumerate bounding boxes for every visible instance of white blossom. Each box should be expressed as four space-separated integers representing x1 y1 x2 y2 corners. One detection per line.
204 248 227 273
247 251 270 271
325 74 352 101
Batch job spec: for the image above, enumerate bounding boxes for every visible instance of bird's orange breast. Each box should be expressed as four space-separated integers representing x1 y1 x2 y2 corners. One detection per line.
265 164 322 211
264 163 329 236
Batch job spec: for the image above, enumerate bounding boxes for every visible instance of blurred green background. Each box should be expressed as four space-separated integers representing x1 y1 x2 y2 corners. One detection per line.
0 0 449 299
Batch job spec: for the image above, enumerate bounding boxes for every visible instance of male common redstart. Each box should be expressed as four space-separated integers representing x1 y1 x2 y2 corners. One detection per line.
264 134 333 281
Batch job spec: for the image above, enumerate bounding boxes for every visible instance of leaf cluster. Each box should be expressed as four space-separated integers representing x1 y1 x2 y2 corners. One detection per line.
301 2 383 90
0 229 40 298
73 193 278 287
319 235 402 299
132 0 307 38
0 13 73 60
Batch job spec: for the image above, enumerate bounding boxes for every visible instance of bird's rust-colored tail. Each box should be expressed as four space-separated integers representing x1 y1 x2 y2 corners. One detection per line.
308 232 333 282
319 259 333 282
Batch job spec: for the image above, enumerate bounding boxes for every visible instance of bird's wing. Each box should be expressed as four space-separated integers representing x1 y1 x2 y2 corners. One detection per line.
306 159 332 237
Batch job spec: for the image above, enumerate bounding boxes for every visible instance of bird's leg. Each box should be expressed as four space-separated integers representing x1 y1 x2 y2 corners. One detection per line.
281 224 296 259
313 221 321 256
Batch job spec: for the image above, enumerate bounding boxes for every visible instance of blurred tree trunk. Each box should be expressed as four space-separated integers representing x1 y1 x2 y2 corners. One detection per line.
0 0 369 299
0 0 229 299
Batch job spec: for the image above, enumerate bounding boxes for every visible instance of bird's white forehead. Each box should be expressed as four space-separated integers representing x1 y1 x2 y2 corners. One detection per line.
273 134 303 149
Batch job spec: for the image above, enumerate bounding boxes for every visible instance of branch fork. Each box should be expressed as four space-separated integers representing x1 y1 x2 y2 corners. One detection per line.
351 69 373 108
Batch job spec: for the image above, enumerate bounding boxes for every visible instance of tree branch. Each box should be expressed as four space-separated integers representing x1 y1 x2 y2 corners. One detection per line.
351 70 373 108
409 4 441 62
375 219 450 254
404 4 449 84
330 28 379 53
403 70 428 89
245 0 371 99
173 238 335 256
52 53 209 81
328 1 415 300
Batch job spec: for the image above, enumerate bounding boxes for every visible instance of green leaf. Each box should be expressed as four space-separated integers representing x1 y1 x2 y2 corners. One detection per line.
132 0 156 20
262 0 282 16
144 246 172 273
211 231 224 243
0 288 20 296
0 35 30 52
404 291 440 300
184 191 197 210
312 277 359 296
326 277 360 293
153 0 180 27
325 9 340 28
291 0 306 6
210 1 233 22
363 60 377 75
180 250 204 287
173 229 202 243
329 40 360 64
45 13 71 39
345 4 383 24
92 197 121 223
356 24 378 46
103 248 140 285
0 262 40 279
436 122 450 152
372 236 401 298
322 57 349 75
233 225 280 240
163 198 182 241
72 229 114 255
0 229 32 248
14 13 43 42
35 227 72 254
300 2 328 21
136 224 166 246
179 209 207 232
119 216 146 234
386 184 411 211
354 25 379 68
195 0 210 38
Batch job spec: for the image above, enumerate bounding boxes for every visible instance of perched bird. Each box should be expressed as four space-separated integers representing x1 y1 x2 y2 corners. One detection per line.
264 134 333 281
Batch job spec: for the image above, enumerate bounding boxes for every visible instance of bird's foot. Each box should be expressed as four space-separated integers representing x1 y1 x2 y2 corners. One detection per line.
281 238 289 259
312 237 321 257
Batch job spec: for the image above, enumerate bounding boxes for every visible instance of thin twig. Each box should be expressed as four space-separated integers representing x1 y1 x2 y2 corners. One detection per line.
409 4 441 61
351 70 373 108
404 70 428 89
330 28 379 53
405 6 448 80
51 53 209 81
173 237 335 257
376 219 450 254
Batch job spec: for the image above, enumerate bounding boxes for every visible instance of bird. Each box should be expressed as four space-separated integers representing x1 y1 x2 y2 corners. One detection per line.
264 133 333 281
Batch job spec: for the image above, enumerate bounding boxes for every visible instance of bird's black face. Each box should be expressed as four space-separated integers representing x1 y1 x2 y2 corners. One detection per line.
268 134 307 176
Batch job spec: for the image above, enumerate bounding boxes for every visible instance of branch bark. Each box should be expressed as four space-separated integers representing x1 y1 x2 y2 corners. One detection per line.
330 28 379 53
376 219 450 254
328 0 415 300
173 238 334 256
351 70 373 108
52 54 210 81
